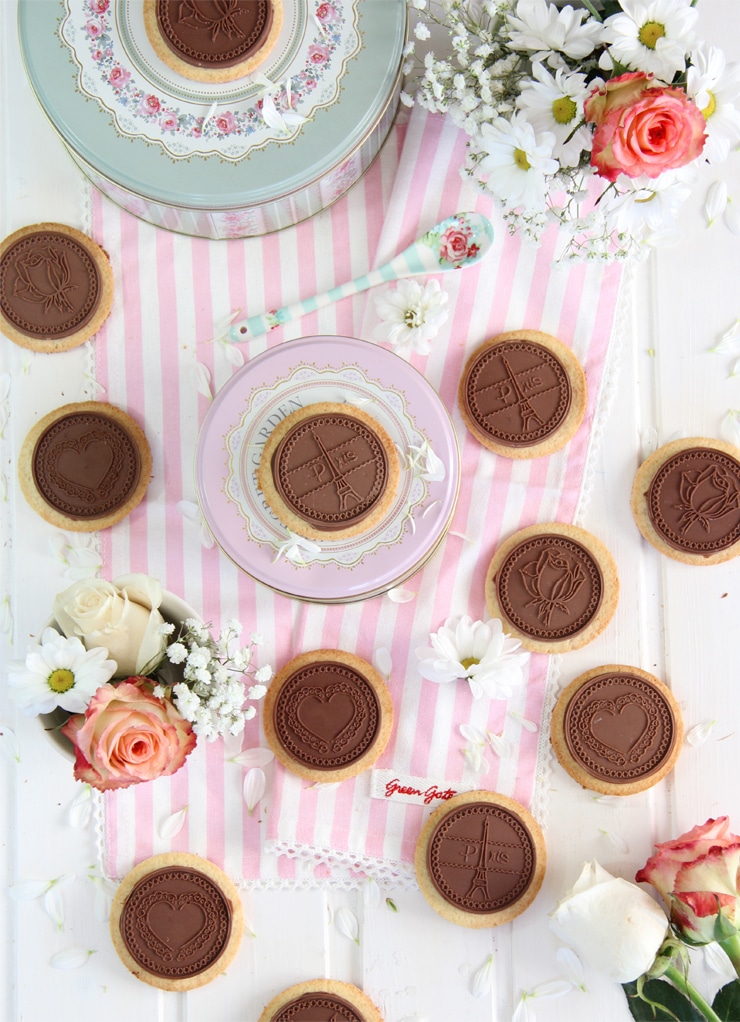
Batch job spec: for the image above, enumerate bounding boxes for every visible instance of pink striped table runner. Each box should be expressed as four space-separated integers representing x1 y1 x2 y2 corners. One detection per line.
93 105 627 887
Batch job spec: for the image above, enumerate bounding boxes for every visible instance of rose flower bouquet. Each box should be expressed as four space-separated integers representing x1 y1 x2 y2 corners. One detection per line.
8 575 271 791
406 0 740 260
551 818 740 1022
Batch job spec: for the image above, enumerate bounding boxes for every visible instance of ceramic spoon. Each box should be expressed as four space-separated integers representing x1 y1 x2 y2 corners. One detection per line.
228 211 494 341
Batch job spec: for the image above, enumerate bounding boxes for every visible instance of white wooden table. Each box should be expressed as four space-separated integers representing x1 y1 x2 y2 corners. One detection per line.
3 3 740 1020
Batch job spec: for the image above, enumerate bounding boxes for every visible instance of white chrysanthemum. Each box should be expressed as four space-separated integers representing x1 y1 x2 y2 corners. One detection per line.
600 168 694 239
416 615 530 700
478 113 558 211
687 44 740 164
374 278 449 355
506 0 603 61
517 63 595 167
8 627 116 716
603 0 698 82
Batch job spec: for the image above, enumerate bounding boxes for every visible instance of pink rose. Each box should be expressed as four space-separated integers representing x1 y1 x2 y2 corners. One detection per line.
142 94 161 116
85 19 103 38
308 44 330 65
108 66 130 89
159 112 178 132
316 3 337 21
439 226 477 264
61 678 196 791
89 0 109 11
215 111 237 134
585 72 705 182
636 817 740 944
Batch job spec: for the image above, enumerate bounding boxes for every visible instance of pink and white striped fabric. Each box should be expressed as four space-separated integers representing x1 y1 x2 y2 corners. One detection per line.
93 105 626 888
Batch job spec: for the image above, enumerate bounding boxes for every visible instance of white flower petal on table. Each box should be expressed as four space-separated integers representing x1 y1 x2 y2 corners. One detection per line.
243 767 266 815
556 947 586 991
1 725 20 764
201 101 218 132
196 362 213 399
373 646 392 678
44 887 65 930
509 710 538 732
470 953 494 998
487 732 511 758
386 587 416 604
0 593 12 636
710 318 740 356
11 879 53 901
176 499 215 549
600 827 630 854
705 180 728 226
724 201 740 237
334 905 360 944
68 784 93 828
50 947 95 970
159 806 188 841
363 877 382 910
230 746 275 768
686 719 717 747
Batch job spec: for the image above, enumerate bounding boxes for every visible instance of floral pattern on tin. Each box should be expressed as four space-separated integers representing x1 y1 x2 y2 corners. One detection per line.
59 0 358 161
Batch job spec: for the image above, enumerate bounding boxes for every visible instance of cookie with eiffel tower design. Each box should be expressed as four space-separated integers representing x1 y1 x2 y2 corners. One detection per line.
263 649 394 783
415 790 546 929
485 522 619 653
631 437 740 565
18 401 152 532
257 402 400 541
110 852 243 991
458 329 587 458
550 665 683 796
258 978 384 1022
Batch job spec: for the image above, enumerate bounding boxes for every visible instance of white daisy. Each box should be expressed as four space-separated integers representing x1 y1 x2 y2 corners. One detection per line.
373 278 449 355
603 0 698 83
600 167 694 239
506 0 603 62
478 113 558 210
687 44 740 165
517 63 596 167
8 627 116 716
416 615 530 700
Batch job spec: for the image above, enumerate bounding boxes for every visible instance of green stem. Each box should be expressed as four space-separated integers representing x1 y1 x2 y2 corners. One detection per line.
664 964 722 1022
718 933 740 977
580 0 603 21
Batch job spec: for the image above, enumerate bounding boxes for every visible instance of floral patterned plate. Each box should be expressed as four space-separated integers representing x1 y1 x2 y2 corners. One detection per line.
195 336 460 603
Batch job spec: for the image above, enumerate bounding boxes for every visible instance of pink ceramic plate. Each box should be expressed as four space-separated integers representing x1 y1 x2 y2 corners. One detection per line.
196 336 460 602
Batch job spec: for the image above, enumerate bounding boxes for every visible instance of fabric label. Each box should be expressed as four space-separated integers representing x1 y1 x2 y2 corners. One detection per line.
370 769 474 807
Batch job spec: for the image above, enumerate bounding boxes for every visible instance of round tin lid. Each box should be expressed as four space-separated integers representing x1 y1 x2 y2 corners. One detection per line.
195 335 460 603
19 0 406 210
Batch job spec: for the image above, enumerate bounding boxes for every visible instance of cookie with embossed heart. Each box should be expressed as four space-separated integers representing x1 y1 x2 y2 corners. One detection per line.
18 401 152 531
257 402 400 541
0 222 114 353
263 649 394 783
259 978 384 1022
458 329 587 458
550 665 684 796
110 852 243 991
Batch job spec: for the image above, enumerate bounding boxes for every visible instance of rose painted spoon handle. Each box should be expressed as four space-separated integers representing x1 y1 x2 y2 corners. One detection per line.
228 211 494 341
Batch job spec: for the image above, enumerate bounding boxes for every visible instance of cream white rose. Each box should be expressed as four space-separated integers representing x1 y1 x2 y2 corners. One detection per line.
549 860 668 983
52 574 166 678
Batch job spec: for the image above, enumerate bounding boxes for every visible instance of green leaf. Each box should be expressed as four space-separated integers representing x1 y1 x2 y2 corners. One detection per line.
623 979 704 1021
713 980 740 1021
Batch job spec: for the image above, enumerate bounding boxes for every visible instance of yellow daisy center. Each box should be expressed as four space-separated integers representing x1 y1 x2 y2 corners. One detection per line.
702 90 717 119
638 21 665 49
513 148 531 171
460 656 480 670
404 308 421 327
48 668 76 693
552 96 577 125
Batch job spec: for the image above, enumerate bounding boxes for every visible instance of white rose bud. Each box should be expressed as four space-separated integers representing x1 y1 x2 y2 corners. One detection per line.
52 576 166 678
549 860 668 983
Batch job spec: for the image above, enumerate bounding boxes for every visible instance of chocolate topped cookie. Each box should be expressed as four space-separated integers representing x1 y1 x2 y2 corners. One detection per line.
550 665 683 796
631 437 740 564
263 649 393 782
257 402 400 541
458 330 587 458
415 790 545 929
259 979 384 1022
485 523 619 653
144 0 283 83
110 852 243 991
18 401 152 531
0 223 113 352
